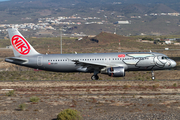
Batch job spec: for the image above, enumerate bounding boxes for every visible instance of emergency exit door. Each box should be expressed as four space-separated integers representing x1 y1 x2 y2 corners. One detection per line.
37 56 43 66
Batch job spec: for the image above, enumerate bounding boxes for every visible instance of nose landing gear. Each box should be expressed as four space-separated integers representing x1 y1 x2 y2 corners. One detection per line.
151 71 155 80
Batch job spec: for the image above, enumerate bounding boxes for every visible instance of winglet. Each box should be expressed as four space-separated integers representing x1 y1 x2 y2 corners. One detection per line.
8 28 40 57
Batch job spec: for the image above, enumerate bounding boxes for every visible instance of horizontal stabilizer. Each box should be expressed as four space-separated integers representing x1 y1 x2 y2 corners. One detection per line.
5 57 28 64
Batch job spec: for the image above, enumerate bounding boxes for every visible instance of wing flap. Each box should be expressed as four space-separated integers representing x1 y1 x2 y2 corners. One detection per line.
72 60 107 72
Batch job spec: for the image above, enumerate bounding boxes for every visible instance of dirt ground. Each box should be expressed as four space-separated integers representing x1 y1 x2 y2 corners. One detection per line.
0 81 180 120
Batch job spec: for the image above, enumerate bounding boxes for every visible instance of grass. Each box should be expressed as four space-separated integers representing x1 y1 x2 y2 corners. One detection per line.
0 70 179 81
0 71 64 81
173 83 177 87
6 90 15 96
19 103 26 111
30 96 40 103
152 84 160 89
57 109 82 120
123 85 130 89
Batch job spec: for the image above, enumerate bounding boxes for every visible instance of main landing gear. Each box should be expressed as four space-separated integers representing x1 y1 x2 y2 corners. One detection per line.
91 70 99 80
151 71 155 80
91 75 99 80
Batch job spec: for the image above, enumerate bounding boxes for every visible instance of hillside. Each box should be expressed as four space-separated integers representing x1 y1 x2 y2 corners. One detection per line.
147 4 177 13
1 0 180 37
90 32 129 44
1 32 180 56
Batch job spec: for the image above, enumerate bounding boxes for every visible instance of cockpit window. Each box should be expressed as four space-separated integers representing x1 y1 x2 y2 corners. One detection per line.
162 56 168 59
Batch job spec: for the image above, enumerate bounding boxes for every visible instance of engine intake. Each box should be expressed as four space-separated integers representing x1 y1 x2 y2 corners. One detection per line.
107 67 125 77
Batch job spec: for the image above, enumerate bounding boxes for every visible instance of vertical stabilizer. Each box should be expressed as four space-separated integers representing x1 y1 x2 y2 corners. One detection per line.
8 28 40 57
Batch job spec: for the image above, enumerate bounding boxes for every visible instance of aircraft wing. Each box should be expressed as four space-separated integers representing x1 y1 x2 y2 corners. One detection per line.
71 59 108 72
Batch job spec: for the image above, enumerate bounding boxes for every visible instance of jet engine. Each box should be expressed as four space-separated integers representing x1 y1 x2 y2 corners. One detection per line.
107 67 125 77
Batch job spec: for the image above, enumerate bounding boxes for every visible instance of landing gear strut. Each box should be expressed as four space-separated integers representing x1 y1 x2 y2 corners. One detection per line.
151 71 155 80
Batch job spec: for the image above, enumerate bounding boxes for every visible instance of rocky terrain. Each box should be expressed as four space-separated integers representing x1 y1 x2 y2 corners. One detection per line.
0 81 180 120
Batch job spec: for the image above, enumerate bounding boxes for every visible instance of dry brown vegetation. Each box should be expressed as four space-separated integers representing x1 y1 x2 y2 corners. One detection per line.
0 81 180 119
2 32 180 56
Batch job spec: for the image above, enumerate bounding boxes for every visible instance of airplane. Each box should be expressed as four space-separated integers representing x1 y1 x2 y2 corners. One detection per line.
5 28 176 80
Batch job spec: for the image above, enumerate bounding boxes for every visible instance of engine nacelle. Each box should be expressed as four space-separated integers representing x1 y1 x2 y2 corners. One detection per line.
107 67 125 77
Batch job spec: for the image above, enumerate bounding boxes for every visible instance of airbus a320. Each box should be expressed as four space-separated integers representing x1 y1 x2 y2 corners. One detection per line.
5 28 176 80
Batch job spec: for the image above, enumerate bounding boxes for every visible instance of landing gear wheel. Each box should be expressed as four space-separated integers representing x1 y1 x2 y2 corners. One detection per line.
91 75 99 80
152 76 155 80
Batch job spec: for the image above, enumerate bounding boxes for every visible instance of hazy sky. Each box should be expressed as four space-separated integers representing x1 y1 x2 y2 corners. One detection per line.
0 0 9 2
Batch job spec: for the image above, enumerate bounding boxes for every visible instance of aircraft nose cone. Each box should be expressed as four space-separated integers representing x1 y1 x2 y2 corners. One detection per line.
171 60 176 68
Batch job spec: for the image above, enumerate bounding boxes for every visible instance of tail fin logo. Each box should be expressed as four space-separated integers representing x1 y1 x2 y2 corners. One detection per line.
11 35 30 55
